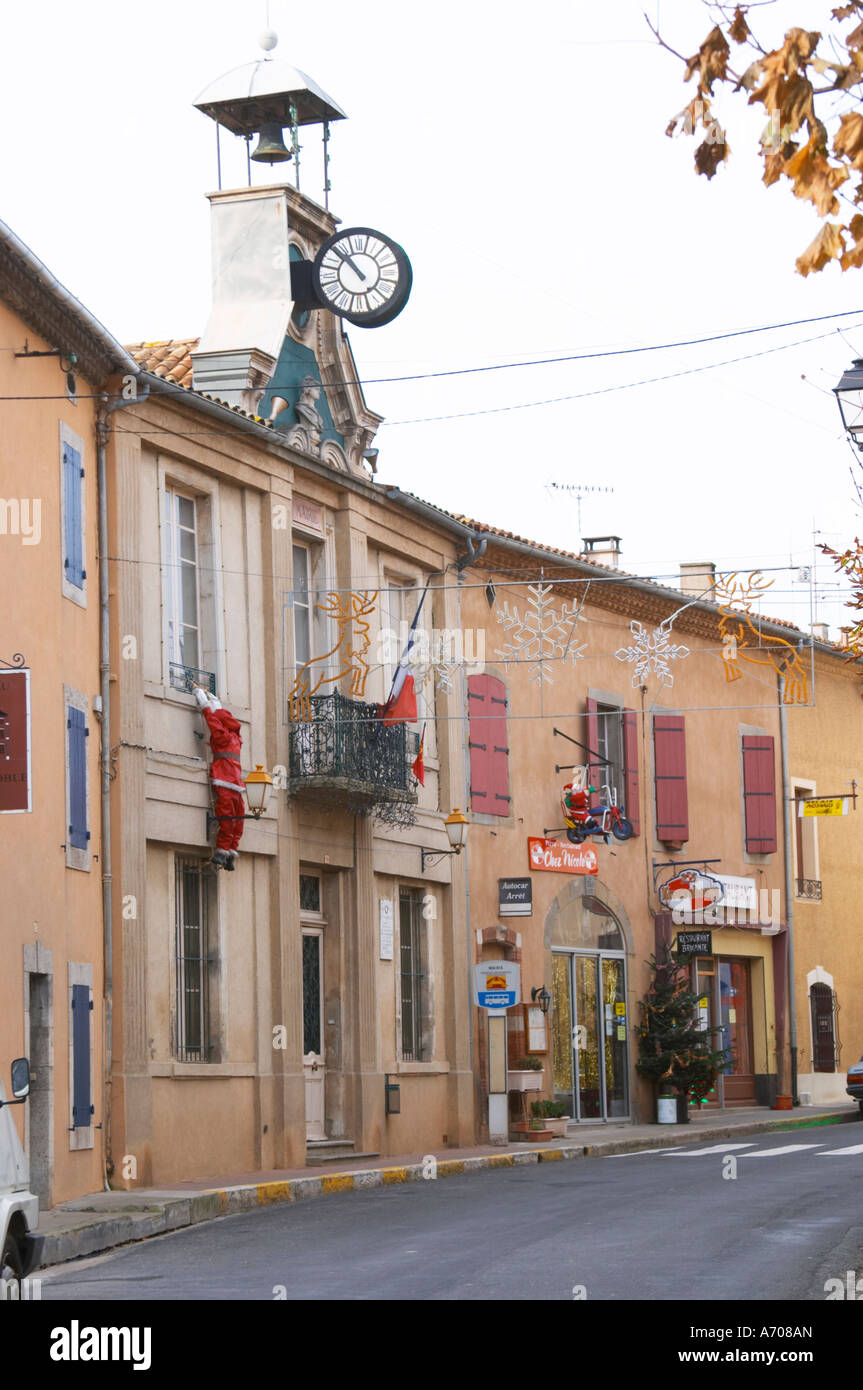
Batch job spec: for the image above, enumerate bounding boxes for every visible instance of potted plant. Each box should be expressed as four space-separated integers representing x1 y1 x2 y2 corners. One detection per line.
507 1055 544 1093
530 1098 570 1138
636 948 727 1123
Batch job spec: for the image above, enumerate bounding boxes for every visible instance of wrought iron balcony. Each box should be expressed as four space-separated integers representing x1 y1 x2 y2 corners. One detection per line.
796 877 822 901
288 692 416 808
170 662 216 696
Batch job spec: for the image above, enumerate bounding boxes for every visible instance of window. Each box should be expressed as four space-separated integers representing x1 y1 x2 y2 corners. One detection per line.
292 543 312 668
64 687 90 871
585 699 640 833
60 423 86 605
399 888 428 1061
653 714 689 844
174 857 214 1063
793 782 821 899
300 872 322 915
163 487 201 672
467 674 510 816
742 735 777 855
810 982 838 1073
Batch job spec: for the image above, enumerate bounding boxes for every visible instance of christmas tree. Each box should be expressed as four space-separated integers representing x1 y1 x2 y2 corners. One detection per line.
636 947 727 1104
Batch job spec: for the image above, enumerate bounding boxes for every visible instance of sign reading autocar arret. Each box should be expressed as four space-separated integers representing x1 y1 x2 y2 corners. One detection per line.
0 668 30 812
499 877 532 916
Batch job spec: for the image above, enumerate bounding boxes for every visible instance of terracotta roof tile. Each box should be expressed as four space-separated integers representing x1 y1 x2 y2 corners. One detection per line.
126 338 198 388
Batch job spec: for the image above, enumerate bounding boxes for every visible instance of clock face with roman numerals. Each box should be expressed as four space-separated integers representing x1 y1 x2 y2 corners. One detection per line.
312 227 412 328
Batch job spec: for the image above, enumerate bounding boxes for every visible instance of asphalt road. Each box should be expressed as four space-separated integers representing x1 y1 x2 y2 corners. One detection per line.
38 1127 863 1302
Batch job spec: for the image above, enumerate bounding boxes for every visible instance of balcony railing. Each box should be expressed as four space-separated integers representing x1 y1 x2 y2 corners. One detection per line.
170 662 216 696
796 877 822 901
288 692 415 806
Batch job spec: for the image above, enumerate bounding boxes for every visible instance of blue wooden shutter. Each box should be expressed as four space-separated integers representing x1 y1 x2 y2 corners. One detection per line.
468 674 510 815
654 715 689 842
623 708 640 836
71 983 93 1127
742 735 777 854
68 706 89 849
63 442 85 588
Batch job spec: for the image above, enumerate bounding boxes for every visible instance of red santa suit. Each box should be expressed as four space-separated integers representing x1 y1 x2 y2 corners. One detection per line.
194 686 245 869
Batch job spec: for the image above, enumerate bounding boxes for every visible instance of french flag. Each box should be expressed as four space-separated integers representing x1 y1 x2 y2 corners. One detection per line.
381 585 428 726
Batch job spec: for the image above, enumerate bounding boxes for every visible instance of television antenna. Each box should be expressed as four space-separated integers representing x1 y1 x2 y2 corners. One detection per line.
547 482 615 544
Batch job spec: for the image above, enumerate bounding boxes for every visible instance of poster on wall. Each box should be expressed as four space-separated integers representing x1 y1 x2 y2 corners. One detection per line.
0 668 31 813
379 898 394 960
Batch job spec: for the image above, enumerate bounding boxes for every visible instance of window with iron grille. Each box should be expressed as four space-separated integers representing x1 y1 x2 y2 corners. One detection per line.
399 887 427 1062
174 857 214 1062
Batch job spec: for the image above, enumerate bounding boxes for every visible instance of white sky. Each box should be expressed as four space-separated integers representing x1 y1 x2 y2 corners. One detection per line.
1 0 860 632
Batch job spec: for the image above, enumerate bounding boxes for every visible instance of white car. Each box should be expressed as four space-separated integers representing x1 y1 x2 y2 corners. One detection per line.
0 1059 43 1296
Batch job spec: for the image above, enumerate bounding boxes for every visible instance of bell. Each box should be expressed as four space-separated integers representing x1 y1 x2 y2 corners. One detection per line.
250 124 292 163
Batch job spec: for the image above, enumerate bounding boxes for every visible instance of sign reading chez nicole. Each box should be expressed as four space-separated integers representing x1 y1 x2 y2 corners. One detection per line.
528 837 598 875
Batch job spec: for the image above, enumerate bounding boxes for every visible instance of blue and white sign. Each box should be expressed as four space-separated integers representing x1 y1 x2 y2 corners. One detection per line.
473 959 520 1012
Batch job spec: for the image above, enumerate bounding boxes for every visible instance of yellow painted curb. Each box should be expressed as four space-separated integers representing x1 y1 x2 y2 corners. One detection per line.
381 1167 410 1186
257 1181 292 1205
321 1174 355 1195
487 1154 514 1169
437 1159 466 1178
538 1149 564 1162
214 1189 228 1214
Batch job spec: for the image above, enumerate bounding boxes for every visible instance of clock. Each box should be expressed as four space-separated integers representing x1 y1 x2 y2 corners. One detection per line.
312 227 412 328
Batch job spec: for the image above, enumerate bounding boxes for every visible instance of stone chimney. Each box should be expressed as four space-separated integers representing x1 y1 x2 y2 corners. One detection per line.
810 621 830 642
679 561 715 598
191 186 295 414
582 535 622 569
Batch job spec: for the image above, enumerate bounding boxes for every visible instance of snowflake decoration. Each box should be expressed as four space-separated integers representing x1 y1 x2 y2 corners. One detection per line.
615 617 690 688
494 583 587 683
413 659 458 696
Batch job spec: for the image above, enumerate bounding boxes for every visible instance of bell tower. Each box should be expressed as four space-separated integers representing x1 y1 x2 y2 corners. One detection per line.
190 32 347 412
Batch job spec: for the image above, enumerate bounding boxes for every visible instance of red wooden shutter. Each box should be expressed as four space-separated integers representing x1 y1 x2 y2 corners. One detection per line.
742 735 777 854
623 708 640 836
654 715 689 843
584 697 601 793
468 674 510 816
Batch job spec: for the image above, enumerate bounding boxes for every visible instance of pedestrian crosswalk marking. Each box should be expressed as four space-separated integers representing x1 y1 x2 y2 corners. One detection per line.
664 1143 757 1156
739 1144 823 1157
816 1143 863 1156
606 1147 687 1157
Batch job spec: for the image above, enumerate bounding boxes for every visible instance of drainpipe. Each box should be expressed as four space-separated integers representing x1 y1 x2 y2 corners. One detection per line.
778 668 798 1106
96 382 149 1188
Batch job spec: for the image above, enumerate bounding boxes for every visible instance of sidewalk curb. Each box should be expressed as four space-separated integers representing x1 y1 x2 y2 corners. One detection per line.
38 1109 860 1272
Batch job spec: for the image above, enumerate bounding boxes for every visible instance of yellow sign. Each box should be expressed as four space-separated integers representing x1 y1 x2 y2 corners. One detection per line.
486 975 506 990
614 1002 626 1016
616 1026 626 1041
798 797 847 818
698 996 709 1009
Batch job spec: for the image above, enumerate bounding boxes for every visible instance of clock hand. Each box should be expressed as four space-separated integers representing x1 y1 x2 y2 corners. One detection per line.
335 247 368 282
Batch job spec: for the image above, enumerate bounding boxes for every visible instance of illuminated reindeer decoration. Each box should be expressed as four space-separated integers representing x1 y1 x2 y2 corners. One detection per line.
715 572 808 705
288 590 379 722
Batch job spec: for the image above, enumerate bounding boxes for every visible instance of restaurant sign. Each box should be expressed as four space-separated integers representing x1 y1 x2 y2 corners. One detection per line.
528 837 598 876
0 668 31 813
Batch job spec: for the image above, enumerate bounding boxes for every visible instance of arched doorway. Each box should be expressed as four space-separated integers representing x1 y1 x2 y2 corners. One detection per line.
546 882 632 1123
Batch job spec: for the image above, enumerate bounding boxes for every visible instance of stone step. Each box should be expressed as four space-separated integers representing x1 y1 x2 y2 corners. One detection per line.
305 1139 380 1166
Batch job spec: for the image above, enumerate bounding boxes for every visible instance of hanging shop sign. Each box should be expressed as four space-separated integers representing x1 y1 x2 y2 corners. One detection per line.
499 877 532 916
0 667 31 813
711 874 757 911
528 837 598 876
658 869 724 912
675 930 713 956
473 959 520 1012
798 797 848 818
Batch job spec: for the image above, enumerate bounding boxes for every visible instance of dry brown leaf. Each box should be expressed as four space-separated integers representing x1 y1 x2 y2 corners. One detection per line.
695 135 729 178
684 25 730 96
846 19 863 46
840 213 863 267
784 137 848 214
729 7 750 44
796 221 844 275
834 111 863 168
763 143 797 186
833 4 862 20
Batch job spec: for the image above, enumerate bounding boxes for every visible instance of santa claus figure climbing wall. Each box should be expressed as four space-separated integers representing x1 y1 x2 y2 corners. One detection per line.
193 684 245 870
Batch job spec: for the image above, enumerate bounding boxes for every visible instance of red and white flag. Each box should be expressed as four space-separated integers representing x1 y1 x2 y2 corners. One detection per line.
412 724 426 785
380 584 428 727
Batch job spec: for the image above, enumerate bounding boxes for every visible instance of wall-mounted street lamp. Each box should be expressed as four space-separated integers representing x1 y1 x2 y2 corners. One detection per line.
421 808 469 871
207 764 274 835
531 986 552 1015
834 359 863 448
